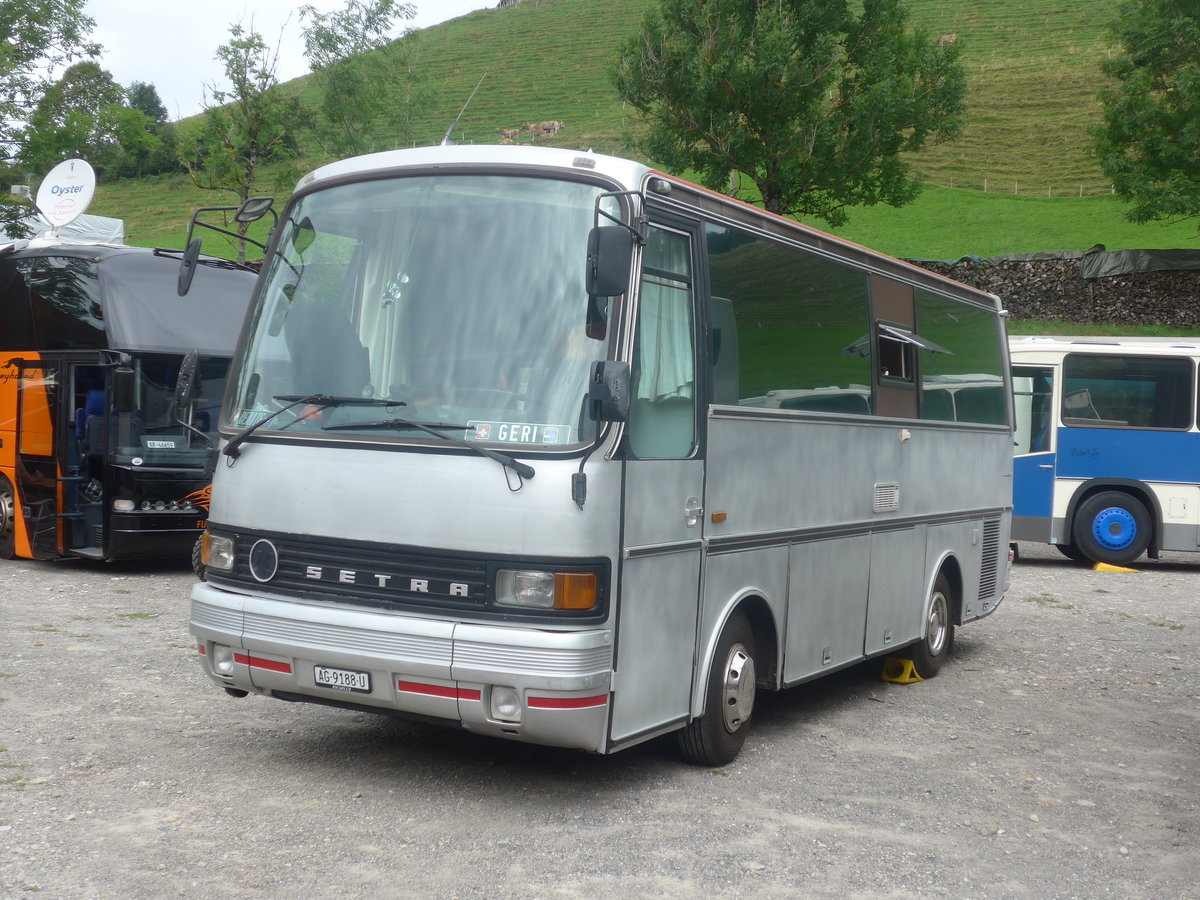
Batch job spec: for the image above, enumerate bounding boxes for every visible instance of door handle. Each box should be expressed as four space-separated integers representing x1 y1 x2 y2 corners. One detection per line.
684 497 703 528
1039 464 1053 469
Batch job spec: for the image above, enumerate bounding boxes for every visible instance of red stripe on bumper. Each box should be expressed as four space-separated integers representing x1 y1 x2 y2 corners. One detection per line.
527 694 608 710
397 680 481 701
233 652 293 674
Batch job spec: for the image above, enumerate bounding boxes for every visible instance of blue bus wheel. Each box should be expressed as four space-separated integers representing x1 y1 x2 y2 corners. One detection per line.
1074 491 1151 566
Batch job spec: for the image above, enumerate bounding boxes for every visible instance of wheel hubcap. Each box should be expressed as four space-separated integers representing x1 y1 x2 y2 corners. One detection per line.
721 643 755 733
1092 506 1137 551
0 484 13 540
926 591 948 656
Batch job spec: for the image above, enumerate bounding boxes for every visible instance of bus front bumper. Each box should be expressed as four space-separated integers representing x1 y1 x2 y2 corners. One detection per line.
190 582 614 753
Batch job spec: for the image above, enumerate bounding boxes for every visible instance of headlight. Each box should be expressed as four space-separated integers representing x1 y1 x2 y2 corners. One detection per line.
202 532 235 572
495 569 597 610
210 643 235 675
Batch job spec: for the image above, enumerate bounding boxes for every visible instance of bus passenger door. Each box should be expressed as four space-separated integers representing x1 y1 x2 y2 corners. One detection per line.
1011 365 1057 543
609 224 704 746
14 360 62 559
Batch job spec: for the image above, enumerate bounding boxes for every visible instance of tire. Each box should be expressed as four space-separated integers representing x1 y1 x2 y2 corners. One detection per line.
906 573 955 680
1073 491 1151 565
191 534 206 581
0 475 15 560
679 610 757 767
1055 543 1091 564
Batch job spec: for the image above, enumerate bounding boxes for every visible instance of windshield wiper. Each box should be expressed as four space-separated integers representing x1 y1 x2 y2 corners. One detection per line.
323 417 535 480
223 394 408 460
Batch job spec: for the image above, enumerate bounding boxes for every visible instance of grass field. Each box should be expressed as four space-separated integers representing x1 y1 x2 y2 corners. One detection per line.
81 0 1199 273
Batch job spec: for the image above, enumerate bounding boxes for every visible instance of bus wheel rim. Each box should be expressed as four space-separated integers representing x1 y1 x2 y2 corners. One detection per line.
0 483 13 539
1092 507 1137 551
721 644 755 733
926 590 949 655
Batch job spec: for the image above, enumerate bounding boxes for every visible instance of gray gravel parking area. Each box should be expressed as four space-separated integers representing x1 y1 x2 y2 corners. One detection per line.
1 543 1198 899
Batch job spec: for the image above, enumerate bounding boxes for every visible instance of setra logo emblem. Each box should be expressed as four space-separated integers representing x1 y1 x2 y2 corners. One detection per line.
248 539 279 583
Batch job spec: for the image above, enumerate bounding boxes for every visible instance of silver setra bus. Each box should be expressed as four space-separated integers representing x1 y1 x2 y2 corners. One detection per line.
189 145 1013 765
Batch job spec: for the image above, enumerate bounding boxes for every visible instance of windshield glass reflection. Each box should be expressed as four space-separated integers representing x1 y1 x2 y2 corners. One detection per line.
229 174 616 450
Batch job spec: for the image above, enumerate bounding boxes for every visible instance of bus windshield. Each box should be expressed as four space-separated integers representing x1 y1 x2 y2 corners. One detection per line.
228 174 616 450
108 353 229 468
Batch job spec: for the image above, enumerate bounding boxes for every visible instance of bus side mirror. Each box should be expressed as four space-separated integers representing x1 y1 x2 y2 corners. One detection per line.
178 237 201 296
234 196 274 224
586 226 633 299
113 362 135 413
175 350 200 410
587 361 630 422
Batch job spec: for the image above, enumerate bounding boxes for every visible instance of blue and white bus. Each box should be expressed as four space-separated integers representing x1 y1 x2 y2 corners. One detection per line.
1011 335 1200 565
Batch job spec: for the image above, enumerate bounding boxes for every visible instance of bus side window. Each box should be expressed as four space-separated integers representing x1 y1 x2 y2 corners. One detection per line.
629 227 696 459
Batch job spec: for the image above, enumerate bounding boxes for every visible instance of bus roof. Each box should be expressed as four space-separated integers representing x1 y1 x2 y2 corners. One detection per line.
293 144 1002 313
3 243 257 357
1010 335 1200 357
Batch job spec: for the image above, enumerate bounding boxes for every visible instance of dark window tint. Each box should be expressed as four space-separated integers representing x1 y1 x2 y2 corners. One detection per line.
0 258 37 349
1062 353 1193 430
917 291 1006 425
706 223 870 414
27 256 105 350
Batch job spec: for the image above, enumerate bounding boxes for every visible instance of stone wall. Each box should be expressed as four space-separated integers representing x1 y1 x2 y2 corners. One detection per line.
914 254 1200 328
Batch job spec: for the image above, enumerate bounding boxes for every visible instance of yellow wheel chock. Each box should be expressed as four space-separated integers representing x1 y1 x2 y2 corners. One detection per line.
881 657 923 684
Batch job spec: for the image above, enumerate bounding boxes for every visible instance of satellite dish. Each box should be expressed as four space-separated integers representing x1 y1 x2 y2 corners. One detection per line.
34 158 97 230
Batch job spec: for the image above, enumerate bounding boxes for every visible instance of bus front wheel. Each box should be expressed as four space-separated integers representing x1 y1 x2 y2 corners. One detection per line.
906 572 955 679
0 475 15 559
679 610 757 767
1073 491 1151 565
1055 544 1090 564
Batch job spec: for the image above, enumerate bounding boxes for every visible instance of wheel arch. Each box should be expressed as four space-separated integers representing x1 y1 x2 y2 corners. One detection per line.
1064 479 1162 556
697 591 781 711
930 552 964 626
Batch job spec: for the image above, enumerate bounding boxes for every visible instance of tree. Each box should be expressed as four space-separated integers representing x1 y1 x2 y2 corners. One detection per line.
177 22 307 261
1093 0 1200 229
0 0 99 236
127 82 168 125
18 62 159 178
300 0 428 157
613 0 966 225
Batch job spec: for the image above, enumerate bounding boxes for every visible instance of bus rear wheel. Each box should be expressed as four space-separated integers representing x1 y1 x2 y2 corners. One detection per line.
905 572 955 679
679 610 757 767
1073 491 1151 565
0 475 15 559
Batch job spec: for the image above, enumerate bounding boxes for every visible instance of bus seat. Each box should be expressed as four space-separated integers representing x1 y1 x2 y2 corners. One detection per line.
75 389 105 441
1062 388 1100 420
921 388 954 421
284 302 371 398
954 386 1007 424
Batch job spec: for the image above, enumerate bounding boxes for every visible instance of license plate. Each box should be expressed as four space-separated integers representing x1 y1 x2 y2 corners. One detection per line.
313 665 371 693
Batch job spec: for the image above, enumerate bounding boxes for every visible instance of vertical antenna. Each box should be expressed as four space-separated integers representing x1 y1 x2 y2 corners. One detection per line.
441 72 487 146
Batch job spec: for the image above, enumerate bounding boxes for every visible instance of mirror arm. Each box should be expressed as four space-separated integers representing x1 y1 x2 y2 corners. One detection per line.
594 190 647 245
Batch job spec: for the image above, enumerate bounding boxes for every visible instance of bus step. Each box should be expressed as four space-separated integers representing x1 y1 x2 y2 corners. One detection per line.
69 547 105 560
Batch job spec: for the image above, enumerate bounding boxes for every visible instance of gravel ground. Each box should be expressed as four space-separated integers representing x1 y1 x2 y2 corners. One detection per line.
1 542 1197 899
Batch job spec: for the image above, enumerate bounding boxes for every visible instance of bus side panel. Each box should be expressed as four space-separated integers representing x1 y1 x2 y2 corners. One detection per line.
865 524 928 656
783 536 869 684
1055 427 1200 551
703 413 1011 669
1055 427 1200 484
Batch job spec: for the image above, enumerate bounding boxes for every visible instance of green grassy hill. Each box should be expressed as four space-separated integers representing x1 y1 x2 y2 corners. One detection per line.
86 0 1200 259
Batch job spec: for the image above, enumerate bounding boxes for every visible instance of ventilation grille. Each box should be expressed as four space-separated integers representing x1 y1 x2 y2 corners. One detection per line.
979 517 1002 599
873 482 901 513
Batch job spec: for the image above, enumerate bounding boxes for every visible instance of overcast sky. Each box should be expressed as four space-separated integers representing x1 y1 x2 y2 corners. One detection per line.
84 0 484 121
